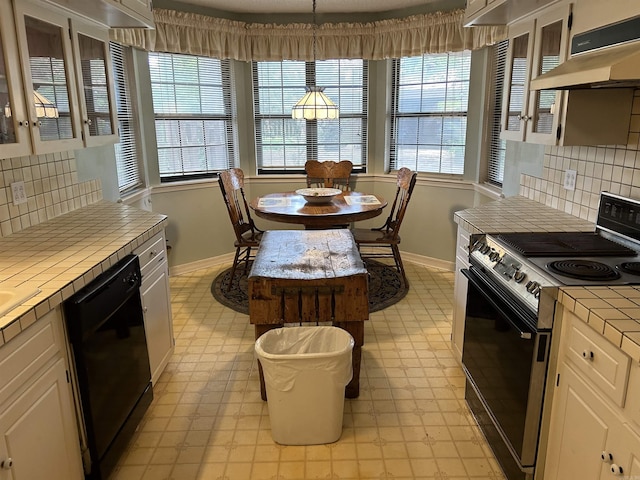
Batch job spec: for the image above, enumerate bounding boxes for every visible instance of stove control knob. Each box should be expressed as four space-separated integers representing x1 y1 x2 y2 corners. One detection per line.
514 271 526 283
526 281 540 294
481 244 491 255
489 251 501 262
533 287 541 298
474 242 485 253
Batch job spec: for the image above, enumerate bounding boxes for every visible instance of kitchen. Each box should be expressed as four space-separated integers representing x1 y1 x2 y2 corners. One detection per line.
1 0 640 478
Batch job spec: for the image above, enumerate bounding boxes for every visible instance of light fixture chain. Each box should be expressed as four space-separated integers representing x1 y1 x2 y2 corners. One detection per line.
312 0 317 63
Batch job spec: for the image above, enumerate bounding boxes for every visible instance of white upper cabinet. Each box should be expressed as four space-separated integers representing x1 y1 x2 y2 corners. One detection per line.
44 0 154 28
501 3 572 144
70 22 118 147
0 0 32 159
0 0 120 159
500 1 634 146
14 1 84 154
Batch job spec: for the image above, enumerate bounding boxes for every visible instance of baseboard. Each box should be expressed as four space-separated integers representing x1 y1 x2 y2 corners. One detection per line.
170 251 454 276
169 253 235 276
401 252 455 272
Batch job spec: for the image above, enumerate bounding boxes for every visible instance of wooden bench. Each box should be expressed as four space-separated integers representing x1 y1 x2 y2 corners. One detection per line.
248 229 369 399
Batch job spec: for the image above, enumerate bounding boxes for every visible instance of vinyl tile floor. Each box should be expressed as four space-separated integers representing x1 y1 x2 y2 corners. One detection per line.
111 262 506 480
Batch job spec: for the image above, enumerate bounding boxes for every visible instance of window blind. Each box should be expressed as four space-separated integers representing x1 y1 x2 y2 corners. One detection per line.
487 40 508 186
110 42 142 194
253 59 368 173
389 51 471 174
149 52 236 181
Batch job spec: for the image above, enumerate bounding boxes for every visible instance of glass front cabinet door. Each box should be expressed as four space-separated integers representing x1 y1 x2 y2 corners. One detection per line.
14 2 83 154
526 3 572 144
501 19 535 141
500 3 572 144
0 0 31 159
70 22 118 147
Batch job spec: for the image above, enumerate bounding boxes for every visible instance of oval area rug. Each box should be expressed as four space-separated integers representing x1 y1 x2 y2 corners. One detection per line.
211 260 408 315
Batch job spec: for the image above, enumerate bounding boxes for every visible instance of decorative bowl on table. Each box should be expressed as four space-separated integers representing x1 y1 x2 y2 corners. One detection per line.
295 188 342 204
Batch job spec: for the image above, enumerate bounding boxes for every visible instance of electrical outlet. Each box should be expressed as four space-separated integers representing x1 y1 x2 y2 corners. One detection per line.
563 169 577 191
11 181 27 205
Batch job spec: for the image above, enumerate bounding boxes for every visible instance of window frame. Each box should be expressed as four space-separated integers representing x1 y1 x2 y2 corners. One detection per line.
149 51 237 183
487 40 508 187
110 42 143 194
389 50 472 176
252 59 368 175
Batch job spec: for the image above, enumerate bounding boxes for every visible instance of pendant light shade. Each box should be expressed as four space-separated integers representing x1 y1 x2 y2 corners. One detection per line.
33 91 59 119
292 86 339 120
291 0 339 120
3 92 59 119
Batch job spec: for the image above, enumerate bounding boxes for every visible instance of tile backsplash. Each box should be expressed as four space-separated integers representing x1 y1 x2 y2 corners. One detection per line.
0 151 102 237
520 90 640 223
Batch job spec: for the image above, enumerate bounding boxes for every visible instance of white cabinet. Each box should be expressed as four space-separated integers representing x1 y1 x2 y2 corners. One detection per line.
542 311 640 480
0 0 31 159
451 224 472 363
464 0 558 27
44 0 154 28
0 308 83 480
501 2 634 146
135 231 174 385
0 0 118 159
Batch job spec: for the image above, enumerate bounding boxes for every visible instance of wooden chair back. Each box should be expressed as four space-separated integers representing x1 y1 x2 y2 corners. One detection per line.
305 160 353 191
377 167 417 241
217 168 259 243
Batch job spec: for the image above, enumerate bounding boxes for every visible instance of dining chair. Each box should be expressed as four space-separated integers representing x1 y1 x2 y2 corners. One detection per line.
218 168 263 290
351 167 417 286
305 160 353 191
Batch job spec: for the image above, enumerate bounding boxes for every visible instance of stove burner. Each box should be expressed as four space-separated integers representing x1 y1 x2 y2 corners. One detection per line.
547 260 620 281
617 262 640 276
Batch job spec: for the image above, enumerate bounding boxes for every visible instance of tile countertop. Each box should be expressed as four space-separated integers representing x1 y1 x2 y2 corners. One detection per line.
0 200 168 345
454 195 640 363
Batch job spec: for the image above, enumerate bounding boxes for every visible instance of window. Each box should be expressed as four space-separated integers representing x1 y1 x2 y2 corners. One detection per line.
390 51 471 174
149 52 236 181
253 60 368 173
110 42 142 193
487 40 508 186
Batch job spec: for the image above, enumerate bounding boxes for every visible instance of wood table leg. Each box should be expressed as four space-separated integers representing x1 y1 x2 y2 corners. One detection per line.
255 324 281 401
334 321 364 398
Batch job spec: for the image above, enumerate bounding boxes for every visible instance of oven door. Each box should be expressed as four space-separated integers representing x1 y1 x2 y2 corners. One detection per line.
461 266 551 472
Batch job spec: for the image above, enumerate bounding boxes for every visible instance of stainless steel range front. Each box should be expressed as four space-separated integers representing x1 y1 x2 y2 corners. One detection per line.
461 192 640 480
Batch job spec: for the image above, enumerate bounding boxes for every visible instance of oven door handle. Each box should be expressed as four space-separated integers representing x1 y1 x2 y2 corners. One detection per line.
462 267 536 339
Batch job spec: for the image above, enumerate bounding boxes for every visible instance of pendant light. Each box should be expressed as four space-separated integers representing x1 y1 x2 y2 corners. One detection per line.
4 91 59 119
291 0 339 120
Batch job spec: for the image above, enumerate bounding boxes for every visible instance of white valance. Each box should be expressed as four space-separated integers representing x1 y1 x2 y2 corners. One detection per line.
110 8 506 61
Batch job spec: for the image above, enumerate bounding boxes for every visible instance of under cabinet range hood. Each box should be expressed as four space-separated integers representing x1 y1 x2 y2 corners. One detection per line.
530 15 640 90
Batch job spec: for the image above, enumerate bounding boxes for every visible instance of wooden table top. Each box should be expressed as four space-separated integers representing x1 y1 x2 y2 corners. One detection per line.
249 191 387 228
249 230 367 281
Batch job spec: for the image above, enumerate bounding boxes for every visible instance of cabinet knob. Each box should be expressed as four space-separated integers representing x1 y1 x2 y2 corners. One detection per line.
517 114 530 122
149 250 157 257
582 350 594 360
601 451 613 462
18 120 28 127
84 119 92 126
143 306 148 313
1 458 12 469
611 464 624 475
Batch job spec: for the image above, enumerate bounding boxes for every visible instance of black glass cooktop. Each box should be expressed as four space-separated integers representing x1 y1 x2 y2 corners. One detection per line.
496 232 636 257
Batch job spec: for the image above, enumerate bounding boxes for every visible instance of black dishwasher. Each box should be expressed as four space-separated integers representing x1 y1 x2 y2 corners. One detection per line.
65 254 152 480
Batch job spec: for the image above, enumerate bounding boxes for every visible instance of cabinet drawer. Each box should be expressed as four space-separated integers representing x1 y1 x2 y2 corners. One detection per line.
0 309 62 406
135 231 167 278
565 315 631 406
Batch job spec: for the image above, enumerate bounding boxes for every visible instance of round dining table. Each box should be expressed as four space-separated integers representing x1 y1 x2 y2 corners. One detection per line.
250 191 387 229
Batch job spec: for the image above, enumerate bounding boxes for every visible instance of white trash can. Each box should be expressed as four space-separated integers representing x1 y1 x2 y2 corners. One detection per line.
255 326 354 445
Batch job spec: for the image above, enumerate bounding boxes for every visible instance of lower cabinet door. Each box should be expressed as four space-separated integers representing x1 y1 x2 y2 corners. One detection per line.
141 261 174 384
544 362 617 480
0 358 83 480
